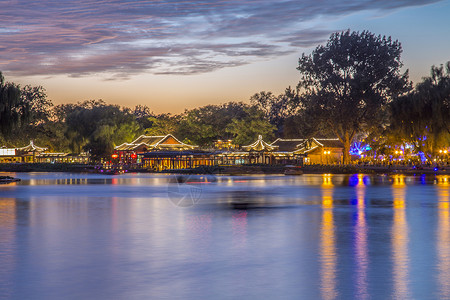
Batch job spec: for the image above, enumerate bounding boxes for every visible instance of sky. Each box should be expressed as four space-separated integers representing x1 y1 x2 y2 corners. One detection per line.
1 0 449 113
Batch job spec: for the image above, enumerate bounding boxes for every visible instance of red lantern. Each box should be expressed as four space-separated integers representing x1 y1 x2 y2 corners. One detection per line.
111 154 119 159
131 154 137 159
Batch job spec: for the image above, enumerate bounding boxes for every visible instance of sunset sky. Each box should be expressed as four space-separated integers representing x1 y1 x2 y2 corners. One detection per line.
1 0 449 113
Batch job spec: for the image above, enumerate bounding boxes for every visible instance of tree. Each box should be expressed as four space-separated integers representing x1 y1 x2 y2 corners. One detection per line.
177 102 249 146
226 108 276 145
145 114 180 136
64 100 141 159
297 30 411 163
0 72 22 140
388 62 450 159
19 85 53 126
250 87 298 136
133 105 154 129
416 62 450 134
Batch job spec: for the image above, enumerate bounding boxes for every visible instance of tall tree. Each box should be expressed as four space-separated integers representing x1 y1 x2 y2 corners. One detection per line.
297 30 411 163
0 72 22 140
250 87 298 136
388 62 450 159
19 85 53 126
177 102 249 146
133 105 154 129
64 100 141 159
145 114 180 136
226 107 276 145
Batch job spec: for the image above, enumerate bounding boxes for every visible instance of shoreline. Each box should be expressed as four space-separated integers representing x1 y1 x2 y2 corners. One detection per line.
1 163 449 176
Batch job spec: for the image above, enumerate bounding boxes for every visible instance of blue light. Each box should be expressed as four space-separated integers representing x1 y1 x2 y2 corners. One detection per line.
349 142 372 156
418 152 427 162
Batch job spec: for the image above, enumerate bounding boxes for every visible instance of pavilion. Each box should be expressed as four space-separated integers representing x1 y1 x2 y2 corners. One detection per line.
113 134 204 169
271 138 344 164
215 135 304 166
114 134 197 164
15 141 47 162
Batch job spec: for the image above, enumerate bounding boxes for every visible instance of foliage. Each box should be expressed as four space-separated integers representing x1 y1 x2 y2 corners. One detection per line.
145 114 180 136
297 30 411 163
19 85 53 125
388 62 450 159
250 87 298 136
226 107 276 145
133 105 154 129
64 100 141 159
0 72 22 140
177 102 250 146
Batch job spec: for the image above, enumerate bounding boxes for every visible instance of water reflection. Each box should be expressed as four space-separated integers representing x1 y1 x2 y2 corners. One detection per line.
353 174 369 299
2 173 450 299
0 198 16 298
391 175 410 299
320 174 337 300
437 176 450 298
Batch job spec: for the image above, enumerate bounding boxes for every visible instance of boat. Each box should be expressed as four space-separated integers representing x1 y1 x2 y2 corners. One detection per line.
284 165 303 175
0 176 21 184
103 169 125 175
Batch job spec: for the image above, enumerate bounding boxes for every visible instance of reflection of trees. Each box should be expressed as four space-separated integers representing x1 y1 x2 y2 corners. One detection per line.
0 199 17 298
391 175 410 299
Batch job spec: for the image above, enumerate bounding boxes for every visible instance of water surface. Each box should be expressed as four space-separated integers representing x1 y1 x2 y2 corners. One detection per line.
0 172 449 299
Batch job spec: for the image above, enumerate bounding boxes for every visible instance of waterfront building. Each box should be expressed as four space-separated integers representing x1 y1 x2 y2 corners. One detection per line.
110 134 344 170
215 135 305 166
1 141 90 163
114 134 204 169
36 152 90 163
0 141 47 163
271 138 344 164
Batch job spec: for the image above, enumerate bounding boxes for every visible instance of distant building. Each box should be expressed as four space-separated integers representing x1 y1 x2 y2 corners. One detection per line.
1 141 90 163
271 138 344 164
213 139 237 150
216 135 304 166
0 141 47 163
114 134 198 166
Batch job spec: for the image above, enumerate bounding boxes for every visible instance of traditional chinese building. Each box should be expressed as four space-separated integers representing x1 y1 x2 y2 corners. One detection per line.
272 138 344 164
113 134 203 169
36 152 90 163
216 135 304 166
0 141 48 163
142 150 216 171
1 141 90 163
114 134 197 164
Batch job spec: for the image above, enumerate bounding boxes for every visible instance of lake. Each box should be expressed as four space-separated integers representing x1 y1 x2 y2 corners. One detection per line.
0 172 449 299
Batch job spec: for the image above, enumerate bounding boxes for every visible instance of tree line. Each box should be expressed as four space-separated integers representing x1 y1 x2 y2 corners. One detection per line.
1 30 449 163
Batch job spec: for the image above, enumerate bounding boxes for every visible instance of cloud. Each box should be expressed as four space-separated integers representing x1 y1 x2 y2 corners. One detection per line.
0 0 443 77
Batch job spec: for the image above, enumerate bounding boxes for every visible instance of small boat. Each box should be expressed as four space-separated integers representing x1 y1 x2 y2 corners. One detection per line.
284 165 303 175
0 176 21 184
103 169 125 175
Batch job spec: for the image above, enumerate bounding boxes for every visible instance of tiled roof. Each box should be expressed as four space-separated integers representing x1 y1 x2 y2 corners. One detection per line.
115 134 197 151
243 135 279 152
131 135 165 145
293 138 344 154
315 138 344 148
270 138 304 152
16 141 47 152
